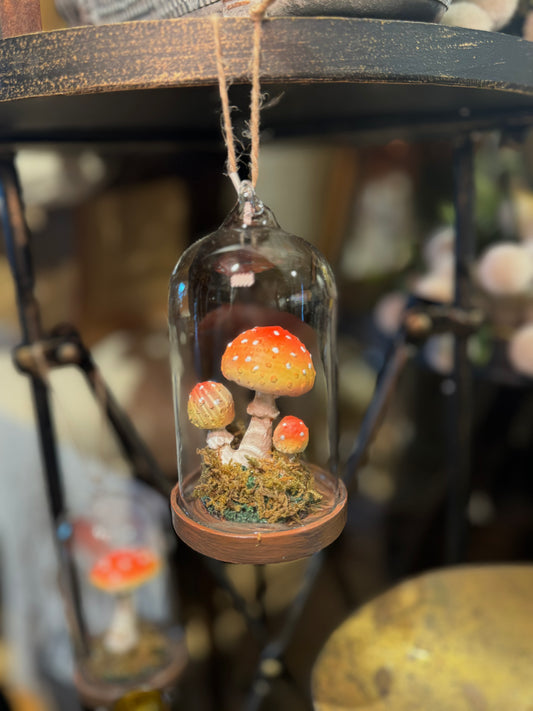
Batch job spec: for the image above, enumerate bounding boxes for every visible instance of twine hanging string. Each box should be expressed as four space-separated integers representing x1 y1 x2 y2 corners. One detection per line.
212 0 277 198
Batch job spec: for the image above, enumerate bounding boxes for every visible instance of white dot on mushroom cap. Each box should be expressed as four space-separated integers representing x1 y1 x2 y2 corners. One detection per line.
274 330 280 336
241 339 248 344
253 365 259 371
286 363 292 369
214 399 220 405
228 341 233 347
303 369 307 375
301 346 306 352
199 385 205 389
286 335 292 339
308 363 312 368
280 435 286 440
253 340 259 345
233 355 238 361
290 352 296 357
272 347 279 353
245 356 252 362
199 398 205 404
299 432 305 437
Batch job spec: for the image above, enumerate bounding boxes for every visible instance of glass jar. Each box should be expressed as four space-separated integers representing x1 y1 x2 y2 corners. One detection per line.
69 487 186 707
169 184 347 563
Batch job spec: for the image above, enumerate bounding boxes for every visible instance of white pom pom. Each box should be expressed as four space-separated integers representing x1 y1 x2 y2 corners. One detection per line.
472 0 519 30
477 242 533 295
441 3 494 30
508 323 533 377
423 226 455 271
413 270 454 303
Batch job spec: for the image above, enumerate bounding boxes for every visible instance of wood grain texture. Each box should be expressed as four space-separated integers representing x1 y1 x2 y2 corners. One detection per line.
312 565 533 710
171 467 347 564
0 18 532 141
0 0 41 38
1 18 533 98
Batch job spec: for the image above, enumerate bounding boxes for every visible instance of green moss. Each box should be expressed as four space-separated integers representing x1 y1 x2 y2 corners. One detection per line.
194 448 321 524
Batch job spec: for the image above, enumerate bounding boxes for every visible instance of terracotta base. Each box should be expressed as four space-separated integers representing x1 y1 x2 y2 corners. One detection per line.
171 466 347 564
75 636 186 708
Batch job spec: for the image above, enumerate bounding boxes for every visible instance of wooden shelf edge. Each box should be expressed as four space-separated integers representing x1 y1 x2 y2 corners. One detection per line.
0 17 533 103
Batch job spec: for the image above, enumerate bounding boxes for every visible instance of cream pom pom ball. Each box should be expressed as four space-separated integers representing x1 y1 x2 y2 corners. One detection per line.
441 2 494 30
473 0 519 30
477 243 533 295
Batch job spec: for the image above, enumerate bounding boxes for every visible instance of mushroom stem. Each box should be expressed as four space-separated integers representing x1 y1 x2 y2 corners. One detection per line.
206 429 234 450
207 429 235 465
103 593 139 655
227 391 279 464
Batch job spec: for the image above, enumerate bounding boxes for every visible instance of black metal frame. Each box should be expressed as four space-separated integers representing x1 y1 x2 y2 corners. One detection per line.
1 132 477 710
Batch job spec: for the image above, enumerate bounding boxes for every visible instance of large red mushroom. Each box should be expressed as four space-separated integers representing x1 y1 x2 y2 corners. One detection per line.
89 547 160 655
221 326 315 463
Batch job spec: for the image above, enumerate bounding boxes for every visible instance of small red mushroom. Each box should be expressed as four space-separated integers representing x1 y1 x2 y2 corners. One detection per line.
273 416 309 455
188 381 235 451
89 547 160 654
220 326 315 462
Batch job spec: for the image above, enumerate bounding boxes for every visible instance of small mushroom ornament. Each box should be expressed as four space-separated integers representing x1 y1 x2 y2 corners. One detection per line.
221 325 315 464
188 381 235 454
89 547 160 655
273 416 309 455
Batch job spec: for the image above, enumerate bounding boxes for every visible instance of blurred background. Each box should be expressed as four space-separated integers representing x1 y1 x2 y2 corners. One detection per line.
3 2 533 711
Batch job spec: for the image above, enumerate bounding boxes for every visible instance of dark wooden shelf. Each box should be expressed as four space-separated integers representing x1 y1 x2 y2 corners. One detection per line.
1 17 533 144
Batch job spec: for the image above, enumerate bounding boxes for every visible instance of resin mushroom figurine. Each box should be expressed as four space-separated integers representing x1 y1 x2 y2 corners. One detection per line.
221 326 316 464
188 381 235 455
273 416 309 456
89 547 161 655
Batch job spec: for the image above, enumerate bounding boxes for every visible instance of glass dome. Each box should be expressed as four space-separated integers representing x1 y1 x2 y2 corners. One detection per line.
169 185 347 564
69 488 186 707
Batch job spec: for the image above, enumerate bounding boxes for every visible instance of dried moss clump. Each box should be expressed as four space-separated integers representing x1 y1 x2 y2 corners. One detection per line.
194 448 322 524
82 622 172 684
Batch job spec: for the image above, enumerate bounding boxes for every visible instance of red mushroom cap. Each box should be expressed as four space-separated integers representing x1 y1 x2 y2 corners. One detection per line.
188 381 235 429
89 547 160 594
221 326 315 397
273 416 309 454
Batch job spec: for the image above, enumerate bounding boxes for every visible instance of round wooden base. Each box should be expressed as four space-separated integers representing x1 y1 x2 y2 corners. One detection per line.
171 466 347 564
74 637 186 708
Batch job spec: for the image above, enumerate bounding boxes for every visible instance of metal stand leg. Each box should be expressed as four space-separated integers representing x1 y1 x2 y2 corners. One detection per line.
0 158 89 655
446 135 475 563
344 330 409 490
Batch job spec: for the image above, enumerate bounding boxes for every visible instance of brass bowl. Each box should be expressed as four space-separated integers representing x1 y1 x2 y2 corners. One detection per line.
312 565 533 710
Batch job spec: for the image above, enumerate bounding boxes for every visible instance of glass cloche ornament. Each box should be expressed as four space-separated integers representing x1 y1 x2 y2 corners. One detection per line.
71 488 186 707
169 183 347 563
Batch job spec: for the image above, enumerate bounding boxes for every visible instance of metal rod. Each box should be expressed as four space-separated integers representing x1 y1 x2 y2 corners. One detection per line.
344 330 409 490
60 328 173 498
0 157 90 654
446 134 475 563
244 552 324 711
